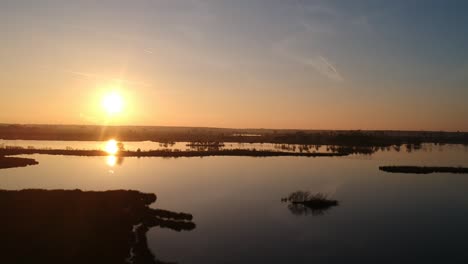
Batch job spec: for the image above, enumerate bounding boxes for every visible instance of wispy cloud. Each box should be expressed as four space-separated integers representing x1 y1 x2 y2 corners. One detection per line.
65 70 151 87
272 37 344 82
305 56 343 82
294 1 338 35
38 66 151 88
300 2 340 18
270 2 355 82
351 16 372 32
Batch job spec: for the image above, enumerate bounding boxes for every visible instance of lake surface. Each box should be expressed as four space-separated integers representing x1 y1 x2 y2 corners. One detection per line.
0 139 332 153
1 143 468 263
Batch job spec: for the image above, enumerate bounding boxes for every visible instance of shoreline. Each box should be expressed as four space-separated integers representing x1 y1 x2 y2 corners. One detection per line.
379 166 468 174
0 189 195 263
0 156 39 169
1 125 467 146
0 148 349 158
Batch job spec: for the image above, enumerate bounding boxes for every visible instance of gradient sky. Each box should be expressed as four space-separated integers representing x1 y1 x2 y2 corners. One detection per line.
1 0 467 130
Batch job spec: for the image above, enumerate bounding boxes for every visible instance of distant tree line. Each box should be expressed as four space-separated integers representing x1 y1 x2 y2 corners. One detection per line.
0 125 467 148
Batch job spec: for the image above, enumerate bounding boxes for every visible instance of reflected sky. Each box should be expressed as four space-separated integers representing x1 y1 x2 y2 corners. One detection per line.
1 144 468 263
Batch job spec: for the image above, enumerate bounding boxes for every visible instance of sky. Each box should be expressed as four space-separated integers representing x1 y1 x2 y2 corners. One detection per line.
1 0 467 131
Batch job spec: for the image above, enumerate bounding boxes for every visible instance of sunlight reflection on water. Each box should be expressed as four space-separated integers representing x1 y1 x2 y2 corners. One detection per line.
106 155 117 167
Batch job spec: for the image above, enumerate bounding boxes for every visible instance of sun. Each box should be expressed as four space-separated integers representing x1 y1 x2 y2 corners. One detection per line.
102 92 123 115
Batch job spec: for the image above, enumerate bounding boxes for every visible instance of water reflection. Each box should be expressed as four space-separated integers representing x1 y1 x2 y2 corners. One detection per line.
2 144 468 263
104 139 119 155
106 155 117 167
106 155 124 174
0 189 195 264
6 138 458 156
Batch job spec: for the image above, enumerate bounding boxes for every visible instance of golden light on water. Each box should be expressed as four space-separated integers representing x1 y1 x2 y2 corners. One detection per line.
104 139 119 155
104 139 119 168
102 91 123 115
106 155 117 167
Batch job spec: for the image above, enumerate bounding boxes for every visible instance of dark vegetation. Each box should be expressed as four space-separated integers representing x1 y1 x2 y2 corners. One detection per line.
186 141 228 151
0 189 195 264
282 191 339 216
0 156 38 169
1 124 467 148
379 166 468 174
0 148 349 158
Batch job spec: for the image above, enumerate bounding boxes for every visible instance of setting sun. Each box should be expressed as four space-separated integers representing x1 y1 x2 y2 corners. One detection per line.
102 92 123 115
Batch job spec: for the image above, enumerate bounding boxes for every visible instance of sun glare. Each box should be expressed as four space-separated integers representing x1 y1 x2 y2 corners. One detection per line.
104 139 119 155
102 92 123 115
106 155 117 167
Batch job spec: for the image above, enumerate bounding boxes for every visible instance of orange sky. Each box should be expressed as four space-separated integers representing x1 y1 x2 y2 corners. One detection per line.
1 1 467 131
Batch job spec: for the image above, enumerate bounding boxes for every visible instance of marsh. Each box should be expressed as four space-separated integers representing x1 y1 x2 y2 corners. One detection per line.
1 143 468 263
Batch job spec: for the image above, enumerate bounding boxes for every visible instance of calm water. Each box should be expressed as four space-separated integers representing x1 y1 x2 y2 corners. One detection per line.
1 143 468 263
0 139 331 153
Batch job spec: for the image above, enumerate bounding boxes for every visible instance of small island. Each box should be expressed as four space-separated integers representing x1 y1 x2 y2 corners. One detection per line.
0 156 38 169
282 191 339 216
379 166 468 174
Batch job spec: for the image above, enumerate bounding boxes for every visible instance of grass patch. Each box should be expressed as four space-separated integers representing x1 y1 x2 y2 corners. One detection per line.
282 191 339 216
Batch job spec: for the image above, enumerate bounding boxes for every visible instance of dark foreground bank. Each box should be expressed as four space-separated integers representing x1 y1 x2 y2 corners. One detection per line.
0 189 195 264
379 166 468 174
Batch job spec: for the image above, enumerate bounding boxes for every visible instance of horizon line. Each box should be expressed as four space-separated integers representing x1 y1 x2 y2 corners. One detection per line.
0 123 466 134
